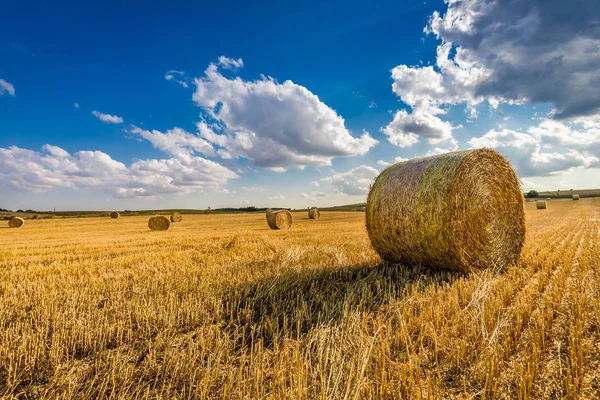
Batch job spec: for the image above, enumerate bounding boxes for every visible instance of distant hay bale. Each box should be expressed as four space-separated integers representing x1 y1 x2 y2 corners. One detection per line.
572 194 580 200
110 212 120 219
170 212 182 222
362 207 366 212
266 210 293 230
148 215 171 231
8 217 24 228
308 208 320 219
537 201 547 209
366 149 525 272
204 209 212 214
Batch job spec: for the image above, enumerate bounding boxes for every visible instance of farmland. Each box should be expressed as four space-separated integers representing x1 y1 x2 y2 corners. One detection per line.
1 198 599 398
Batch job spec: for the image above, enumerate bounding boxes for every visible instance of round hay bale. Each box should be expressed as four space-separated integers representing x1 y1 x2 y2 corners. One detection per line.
170 212 183 222
366 148 525 272
110 212 120 219
266 208 273 213
536 200 547 209
308 208 320 219
148 215 171 231
266 210 293 230
8 217 24 228
204 209 212 215
572 194 580 200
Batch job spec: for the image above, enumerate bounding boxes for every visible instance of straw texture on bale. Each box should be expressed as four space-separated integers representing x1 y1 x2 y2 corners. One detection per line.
266 210 293 230
572 194 580 200
8 217 24 228
170 212 182 222
537 201 547 209
148 215 171 231
308 208 320 219
366 148 525 272
110 212 120 219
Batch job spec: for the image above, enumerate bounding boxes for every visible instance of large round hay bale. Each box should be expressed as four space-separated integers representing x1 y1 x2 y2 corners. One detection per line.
110 212 120 219
8 217 24 228
204 209 212 215
148 215 171 231
572 194 580 200
308 208 320 219
170 212 182 222
366 149 525 272
536 201 547 209
266 210 293 230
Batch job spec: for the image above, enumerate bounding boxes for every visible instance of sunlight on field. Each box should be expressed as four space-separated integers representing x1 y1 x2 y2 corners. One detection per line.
1 200 599 398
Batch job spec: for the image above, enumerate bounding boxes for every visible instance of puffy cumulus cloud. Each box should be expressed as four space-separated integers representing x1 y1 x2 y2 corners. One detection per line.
92 110 124 124
218 56 244 71
130 126 215 158
0 79 15 96
468 126 598 177
383 108 454 147
321 165 379 196
384 0 600 147
0 137 238 198
192 59 377 169
165 70 189 88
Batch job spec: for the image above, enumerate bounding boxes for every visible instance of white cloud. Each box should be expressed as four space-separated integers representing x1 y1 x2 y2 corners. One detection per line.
368 101 377 109
310 181 320 187
269 195 285 200
468 127 597 177
192 59 377 169
321 165 379 196
0 79 15 96
384 0 600 148
301 191 327 201
74 102 80 109
92 110 124 124
165 70 189 88
0 127 239 198
218 56 244 70
242 186 265 192
130 126 215 158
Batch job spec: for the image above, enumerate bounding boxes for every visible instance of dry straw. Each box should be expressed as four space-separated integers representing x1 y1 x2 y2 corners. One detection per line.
110 212 120 219
366 148 525 272
8 217 24 228
537 200 547 209
308 208 320 219
170 212 183 222
266 210 293 230
148 215 171 231
572 194 580 200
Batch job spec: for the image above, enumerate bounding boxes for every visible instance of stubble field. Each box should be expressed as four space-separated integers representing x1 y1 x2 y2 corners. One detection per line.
1 199 599 399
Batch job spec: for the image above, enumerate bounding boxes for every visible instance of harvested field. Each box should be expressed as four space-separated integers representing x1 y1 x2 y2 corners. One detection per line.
0 199 599 398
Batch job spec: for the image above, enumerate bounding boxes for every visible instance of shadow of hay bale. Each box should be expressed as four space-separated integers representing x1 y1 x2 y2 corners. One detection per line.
220 262 463 350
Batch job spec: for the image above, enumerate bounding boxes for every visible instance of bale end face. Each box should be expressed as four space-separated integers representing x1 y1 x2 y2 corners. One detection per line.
148 215 171 231
110 212 120 219
536 201 547 209
366 148 525 272
572 194 580 200
170 212 183 222
266 210 293 230
8 217 24 228
308 208 320 219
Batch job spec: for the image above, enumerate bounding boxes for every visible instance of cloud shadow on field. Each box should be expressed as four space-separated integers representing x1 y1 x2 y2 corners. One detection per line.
220 261 464 350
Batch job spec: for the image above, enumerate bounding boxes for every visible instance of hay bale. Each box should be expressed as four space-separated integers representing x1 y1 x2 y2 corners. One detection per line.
204 209 212 215
572 194 580 200
110 212 120 219
8 217 24 228
537 201 547 209
266 210 293 230
148 215 171 231
308 207 320 219
366 148 525 272
170 212 183 222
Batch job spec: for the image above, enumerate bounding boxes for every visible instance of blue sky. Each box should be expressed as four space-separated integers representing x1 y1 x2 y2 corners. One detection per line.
1 0 599 211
